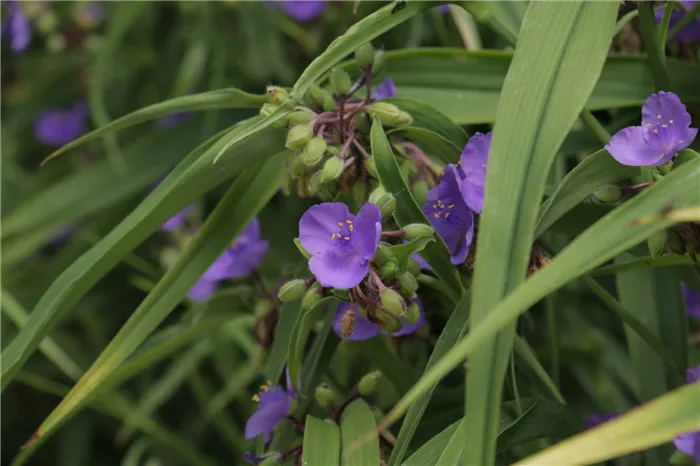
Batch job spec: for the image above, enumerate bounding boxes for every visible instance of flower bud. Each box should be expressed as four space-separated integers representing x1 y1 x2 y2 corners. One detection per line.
294 237 312 259
159 246 180 270
673 149 700 169
647 230 669 259
317 183 338 202
380 288 405 316
355 42 375 68
379 261 398 280
315 383 335 409
331 288 351 300
306 84 330 108
369 186 388 205
373 245 394 265
365 155 378 178
37 11 58 34
403 223 434 240
411 180 429 205
47 33 66 54
371 49 386 76
302 137 327 167
376 309 402 333
592 185 621 205
367 102 402 126
286 124 313 151
320 156 344 183
259 455 281 466
379 195 396 219
358 371 382 395
260 103 279 119
286 109 315 126
657 160 673 175
398 272 418 296
329 68 352 96
278 279 308 302
403 302 421 325
308 171 324 196
266 86 290 105
322 93 336 112
407 258 421 277
355 113 372 134
395 111 413 126
302 282 323 308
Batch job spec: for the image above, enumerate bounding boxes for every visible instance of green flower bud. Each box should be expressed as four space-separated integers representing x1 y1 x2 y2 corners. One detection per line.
395 111 413 126
657 160 673 175
365 155 378 178
411 180 429 205
308 171 324 196
673 149 700 169
353 182 368 207
338 306 357 338
329 68 352 96
592 185 621 205
266 86 290 105
403 302 421 325
315 383 336 409
317 183 338 202
302 137 328 167
286 125 313 151
355 113 372 134
260 103 279 119
379 195 396 219
259 455 281 466
322 93 337 112
159 246 180 270
46 33 66 54
403 223 434 240
290 153 309 179
37 11 58 34
358 371 382 396
302 282 323 309
379 261 398 280
278 279 309 302
320 156 344 183
373 245 394 265
648 230 669 259
398 272 418 296
376 309 402 333
380 288 405 316
407 258 421 277
286 109 316 126
294 237 312 259
367 102 402 126
355 42 375 68
369 186 388 205
305 84 329 108
331 288 351 300
371 49 387 76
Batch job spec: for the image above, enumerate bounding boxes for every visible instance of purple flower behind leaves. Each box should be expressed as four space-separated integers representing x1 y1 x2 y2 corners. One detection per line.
605 91 697 167
683 284 700 317
157 111 191 129
332 299 426 341
245 371 296 442
299 202 382 289
281 0 326 22
436 5 451 14
34 101 88 147
585 412 620 429
656 1 700 42
3 2 31 54
674 365 700 463
458 132 491 213
422 165 475 265
161 204 195 232
372 78 397 100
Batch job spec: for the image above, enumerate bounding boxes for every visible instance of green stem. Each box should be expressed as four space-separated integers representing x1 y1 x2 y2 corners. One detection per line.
638 2 672 92
667 1 700 43
657 2 675 47
579 110 611 145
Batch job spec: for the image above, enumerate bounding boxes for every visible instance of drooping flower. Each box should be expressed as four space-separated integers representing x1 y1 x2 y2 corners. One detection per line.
34 101 88 147
161 204 195 232
332 299 426 341
683 284 700 318
605 91 698 166
75 2 104 30
422 165 475 264
299 202 382 289
3 2 31 54
458 132 491 213
656 1 700 42
673 365 700 463
281 1 326 22
245 371 296 442
372 78 397 100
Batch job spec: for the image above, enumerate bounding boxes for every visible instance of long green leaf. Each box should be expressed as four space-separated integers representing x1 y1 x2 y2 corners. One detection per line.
513 383 700 466
464 3 618 465
302 416 341 466
340 399 380 466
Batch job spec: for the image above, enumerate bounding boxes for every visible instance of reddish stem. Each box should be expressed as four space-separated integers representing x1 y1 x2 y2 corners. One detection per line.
338 132 356 159
332 392 362 423
286 415 305 433
619 181 655 195
339 96 346 142
281 445 303 461
381 230 404 238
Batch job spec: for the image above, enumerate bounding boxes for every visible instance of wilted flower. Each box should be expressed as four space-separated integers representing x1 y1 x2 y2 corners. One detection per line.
34 101 88 147
656 1 700 42
372 77 397 100
683 284 700 317
281 1 325 22
299 202 382 289
458 131 491 213
188 218 268 302
422 166 475 264
3 2 31 53
161 204 195 232
673 365 700 463
245 371 296 442
605 91 697 166
332 299 425 340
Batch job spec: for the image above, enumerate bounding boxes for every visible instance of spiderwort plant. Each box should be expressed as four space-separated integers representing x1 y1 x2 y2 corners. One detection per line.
684 284 700 317
280 0 326 22
332 299 425 340
34 101 88 147
245 372 296 443
3 1 31 54
674 366 700 463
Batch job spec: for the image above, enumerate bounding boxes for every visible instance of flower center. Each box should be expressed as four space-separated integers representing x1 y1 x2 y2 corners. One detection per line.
331 219 354 241
251 380 274 402
644 113 675 134
430 199 455 220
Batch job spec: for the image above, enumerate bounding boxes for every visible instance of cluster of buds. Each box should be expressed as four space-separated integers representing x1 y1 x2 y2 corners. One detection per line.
260 41 415 203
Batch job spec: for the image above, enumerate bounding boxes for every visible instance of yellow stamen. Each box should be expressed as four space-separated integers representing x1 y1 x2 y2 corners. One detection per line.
662 124 668 128
331 234 336 240
657 114 662 119
349 225 354 231
653 129 658 134
669 119 674 124
260 385 269 391
645 123 652 127
267 380 273 385
445 212 450 218
337 222 343 226
346 220 352 224
433 204 437 209
448 204 454 209
252 394 260 402
434 213 440 218
344 236 350 240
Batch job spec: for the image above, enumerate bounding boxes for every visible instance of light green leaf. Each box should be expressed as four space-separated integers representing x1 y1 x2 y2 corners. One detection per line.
340 399 380 466
288 297 335 393
302 416 341 466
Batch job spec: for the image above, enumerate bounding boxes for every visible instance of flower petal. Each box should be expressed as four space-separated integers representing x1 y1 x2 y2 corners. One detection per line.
392 298 426 337
187 278 217 302
332 302 381 341
459 132 491 188
281 0 326 21
34 102 88 147
372 78 397 100
228 240 269 278
299 203 351 255
309 250 369 289
605 126 669 166
642 91 692 128
683 284 700 318
202 250 236 281
351 202 382 260
245 393 291 440
459 178 485 214
687 364 700 383
674 431 700 460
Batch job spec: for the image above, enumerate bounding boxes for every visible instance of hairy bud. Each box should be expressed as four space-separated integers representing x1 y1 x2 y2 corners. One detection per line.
403 223 434 240
403 302 421 325
278 279 308 302
302 282 323 309
329 68 352 96
339 308 357 339
286 125 313 151
315 383 335 409
398 272 418 296
302 137 327 167
355 42 375 68
359 371 382 395
380 288 406 316
266 86 290 105
320 156 344 183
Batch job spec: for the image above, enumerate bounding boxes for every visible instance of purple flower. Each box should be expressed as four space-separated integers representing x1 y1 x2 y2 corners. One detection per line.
458 132 491 213
332 299 426 340
674 365 700 463
585 412 620 429
187 218 268 302
3 2 31 54
435 5 450 14
299 202 382 289
75 3 104 29
34 101 88 147
281 1 326 22
372 78 397 100
245 372 296 442
605 91 698 166
683 284 700 318
161 204 195 232
422 165 475 265
656 1 700 42
412 253 431 271
157 112 191 129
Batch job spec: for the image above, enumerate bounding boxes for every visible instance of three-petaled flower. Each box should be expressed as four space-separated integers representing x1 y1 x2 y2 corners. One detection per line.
299 202 382 289
458 132 491 213
245 372 296 443
280 1 326 22
372 77 397 100
605 91 697 167
332 299 425 340
34 101 89 147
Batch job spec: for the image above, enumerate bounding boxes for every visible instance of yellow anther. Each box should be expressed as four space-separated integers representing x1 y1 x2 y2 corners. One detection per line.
260 385 270 391
657 114 662 119
645 123 652 127
331 234 336 240
448 204 454 209
267 380 273 385
662 124 668 128
346 220 352 224
349 225 354 231
434 213 440 219
445 212 450 218
252 394 260 402
337 222 343 226
433 204 437 209
344 236 350 240
653 129 659 134
669 119 674 124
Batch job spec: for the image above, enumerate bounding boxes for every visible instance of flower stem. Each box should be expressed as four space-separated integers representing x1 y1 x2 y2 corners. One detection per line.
579 110 611 145
637 2 672 92
657 1 675 47
286 415 305 433
619 181 655 195
331 392 361 423
280 445 303 461
381 230 404 238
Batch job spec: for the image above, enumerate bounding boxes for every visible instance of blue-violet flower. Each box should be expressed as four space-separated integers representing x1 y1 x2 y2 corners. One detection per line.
34 101 88 147
245 371 296 442
332 299 425 340
656 1 700 42
674 365 700 463
458 131 491 213
683 284 700 318
372 78 397 100
3 2 31 54
281 1 325 22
